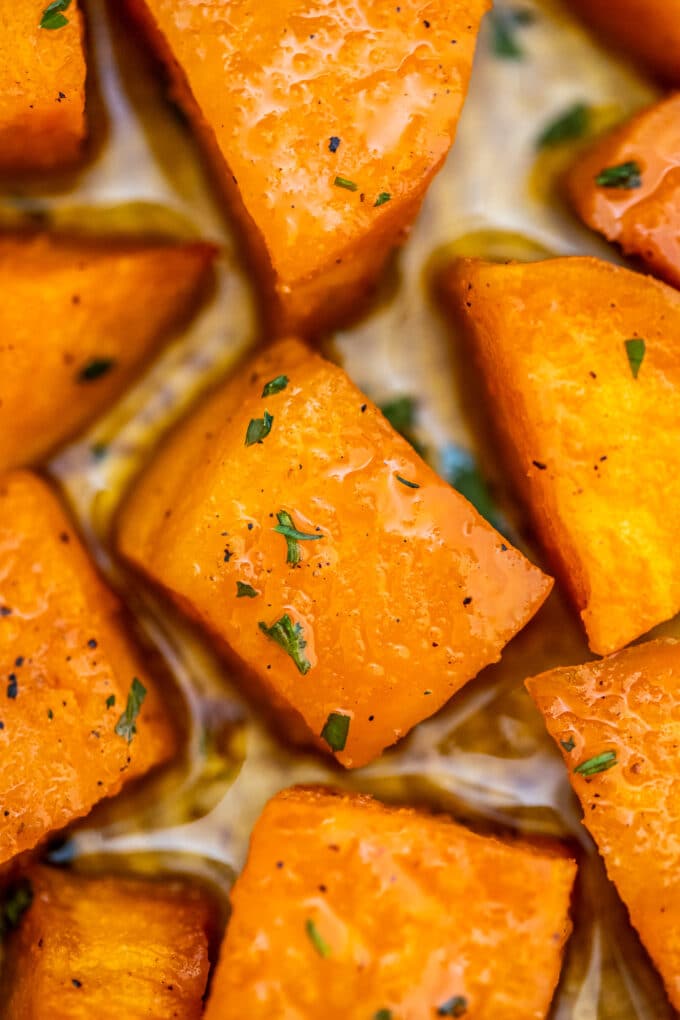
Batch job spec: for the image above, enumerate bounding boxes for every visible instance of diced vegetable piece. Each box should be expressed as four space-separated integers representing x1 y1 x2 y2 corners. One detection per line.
124 0 490 336
0 470 175 865
566 0 680 85
204 786 576 1019
117 338 551 768
441 256 680 655
1 866 216 1019
526 638 680 1011
0 233 215 472
0 0 86 172
566 94 680 289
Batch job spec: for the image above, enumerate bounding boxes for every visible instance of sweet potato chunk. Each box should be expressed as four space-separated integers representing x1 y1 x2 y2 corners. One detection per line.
0 470 175 865
1 866 215 1019
204 786 576 1019
117 338 551 768
124 0 490 336
566 94 680 289
0 233 214 472
526 638 680 1011
0 1 87 172
441 256 680 655
566 0 680 85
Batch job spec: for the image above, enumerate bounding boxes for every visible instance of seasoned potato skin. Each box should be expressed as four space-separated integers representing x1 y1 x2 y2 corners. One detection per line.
0 0 87 172
1 866 215 1020
441 256 680 655
204 786 576 1020
0 470 175 865
0 233 215 472
117 338 551 768
566 94 680 289
567 0 680 85
526 638 680 1011
124 0 490 336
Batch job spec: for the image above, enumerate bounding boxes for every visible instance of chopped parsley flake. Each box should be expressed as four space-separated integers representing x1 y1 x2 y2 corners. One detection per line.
374 192 391 207
321 711 351 752
334 176 358 192
624 338 646 378
489 6 534 59
328 136 341 153
40 0 71 29
259 614 311 674
305 918 331 957
105 694 116 709
374 1011 393 1020
574 750 617 776
560 736 575 752
236 581 259 598
437 996 468 1017
595 160 642 189
380 395 426 457
114 677 147 743
245 410 273 446
261 375 288 397
440 444 506 534
395 473 420 489
274 510 322 564
537 102 590 148
0 880 33 936
78 357 116 383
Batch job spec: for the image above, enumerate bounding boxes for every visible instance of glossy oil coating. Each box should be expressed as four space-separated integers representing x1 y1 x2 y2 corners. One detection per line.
124 0 490 335
0 471 175 865
566 0 680 85
0 0 87 172
526 638 680 1011
0 233 215 472
1 865 216 1019
442 256 680 656
117 338 551 768
566 94 680 289
204 786 576 1020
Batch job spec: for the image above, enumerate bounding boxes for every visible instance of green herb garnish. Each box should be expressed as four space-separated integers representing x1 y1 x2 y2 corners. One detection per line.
78 357 116 383
574 750 617 776
537 102 589 148
440 444 506 534
437 996 468 1017
321 711 351 752
334 176 358 192
380 395 426 457
114 677 147 743
274 510 322 565
305 918 331 957
105 694 116 709
236 581 259 598
261 375 288 397
0 880 33 936
245 410 273 446
259 615 311 674
374 192 391 207
40 0 71 29
624 338 646 378
395 473 420 489
374 1011 393 1020
560 736 575 752
489 6 534 59
595 160 642 189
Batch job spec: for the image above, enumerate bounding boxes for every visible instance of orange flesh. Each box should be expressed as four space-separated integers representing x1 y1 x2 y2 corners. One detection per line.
124 0 490 335
0 0 87 172
441 256 680 656
526 638 680 1012
2 866 215 1019
204 786 576 1020
0 470 175 865
566 94 680 289
0 233 215 472
117 337 551 768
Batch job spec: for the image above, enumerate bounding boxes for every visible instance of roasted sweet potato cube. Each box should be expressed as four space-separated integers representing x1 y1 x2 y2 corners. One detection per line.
0 233 215 472
526 638 680 1011
441 256 680 655
0 1 87 172
204 786 576 1020
1 866 216 1019
566 94 680 289
117 338 551 768
124 0 490 336
0 470 175 865
566 0 680 85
